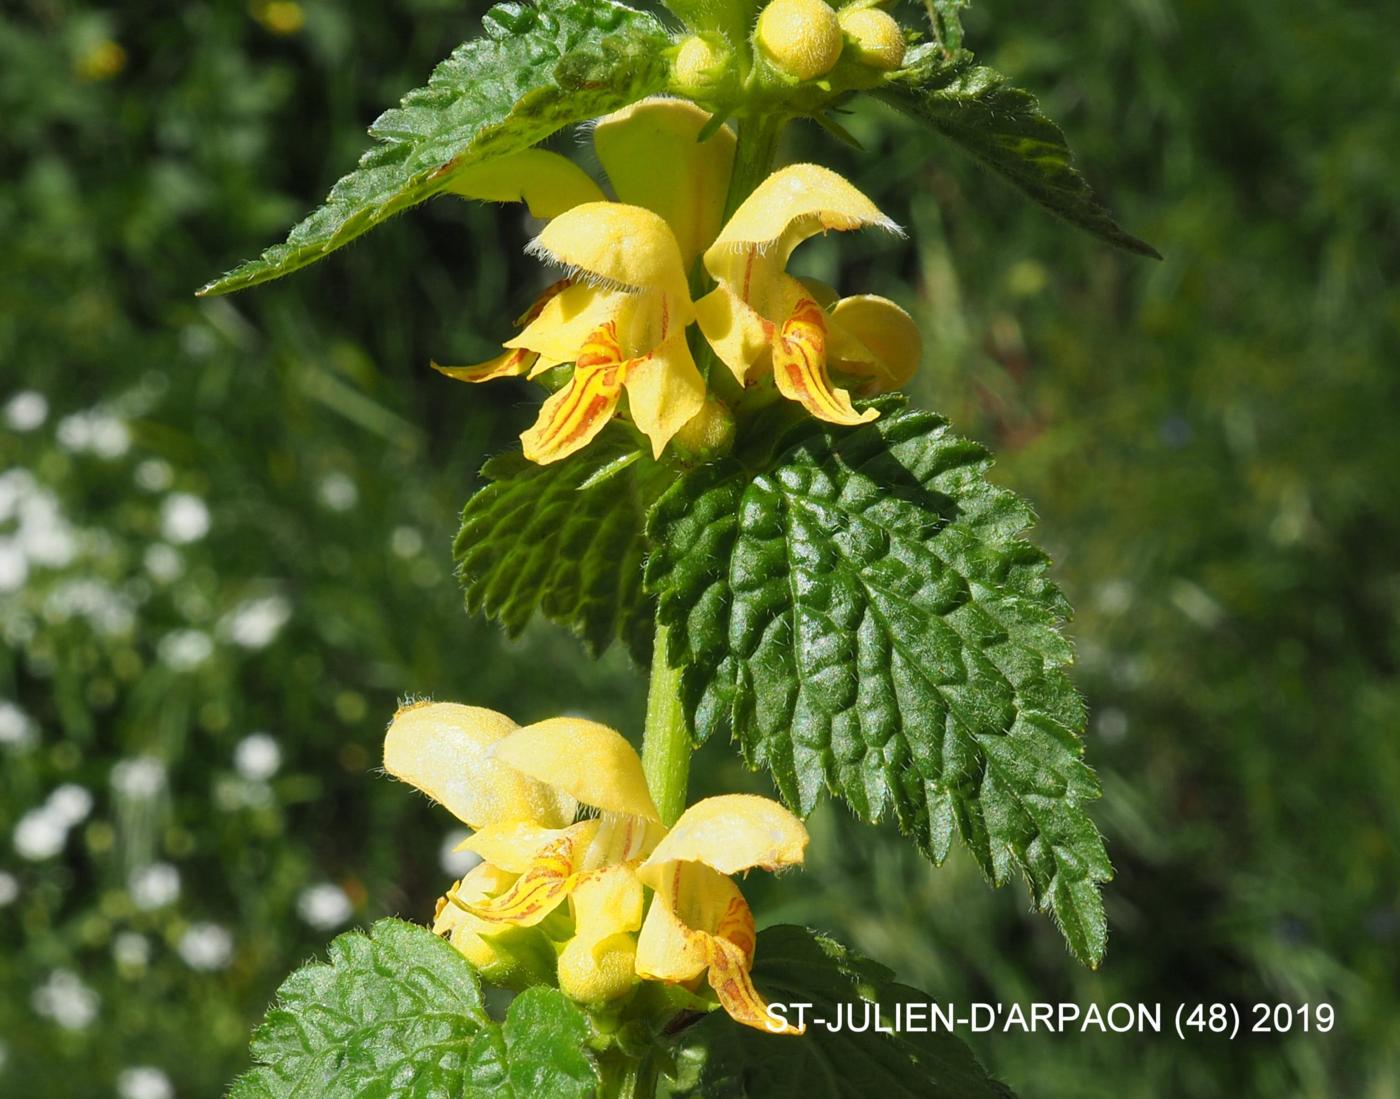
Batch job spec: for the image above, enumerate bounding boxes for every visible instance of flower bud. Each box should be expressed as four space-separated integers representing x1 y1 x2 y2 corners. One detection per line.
838 8 906 71
558 932 639 1004
671 34 733 98
755 0 843 82
670 396 736 461
436 906 557 990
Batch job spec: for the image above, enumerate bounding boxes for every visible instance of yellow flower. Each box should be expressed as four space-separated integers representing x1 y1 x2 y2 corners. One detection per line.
636 794 809 1034
384 703 812 1029
383 701 661 1002
436 104 920 459
435 100 735 464
696 163 920 424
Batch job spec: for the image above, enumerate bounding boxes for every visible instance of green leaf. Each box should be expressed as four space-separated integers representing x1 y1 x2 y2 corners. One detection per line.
198 0 670 296
661 926 1016 1098
455 430 673 665
646 400 1112 965
228 919 490 1099
875 51 1160 259
924 0 969 53
463 987 598 1099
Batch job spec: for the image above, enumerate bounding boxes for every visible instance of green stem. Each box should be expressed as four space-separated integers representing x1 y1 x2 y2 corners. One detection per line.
641 111 788 828
722 109 788 222
641 621 690 827
630 101 790 1099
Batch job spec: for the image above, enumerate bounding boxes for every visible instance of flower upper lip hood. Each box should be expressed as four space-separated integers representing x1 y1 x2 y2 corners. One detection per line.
522 203 692 301
383 701 576 831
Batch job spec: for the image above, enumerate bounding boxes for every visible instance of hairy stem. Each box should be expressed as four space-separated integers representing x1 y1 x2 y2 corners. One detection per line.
642 621 690 827
722 109 788 222
641 112 786 829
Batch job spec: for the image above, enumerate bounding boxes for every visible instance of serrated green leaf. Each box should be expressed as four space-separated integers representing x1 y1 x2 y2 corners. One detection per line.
199 0 670 296
646 400 1112 965
228 919 489 1099
455 431 673 665
661 925 1016 1098
463 987 598 1099
875 51 1160 259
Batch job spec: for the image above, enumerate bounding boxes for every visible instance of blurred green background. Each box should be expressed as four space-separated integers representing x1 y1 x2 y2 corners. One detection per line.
2 0 1397 1095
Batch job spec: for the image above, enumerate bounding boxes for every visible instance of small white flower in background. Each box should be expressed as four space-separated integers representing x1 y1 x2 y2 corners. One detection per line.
0 469 40 520
178 922 233 971
297 883 354 930
113 931 151 968
32 970 99 1030
1094 579 1136 615
57 410 130 459
4 390 48 432
134 459 174 492
221 594 291 649
143 543 183 584
0 542 27 593
234 733 281 782
180 323 218 359
0 701 35 747
13 807 68 860
390 526 423 558
0 870 19 906
46 784 93 827
160 493 210 544
45 579 136 636
0 473 78 585
1096 707 1130 744
440 829 482 879
129 862 180 911
15 490 77 568
116 1066 174 1099
318 472 358 512
158 629 213 671
111 757 167 800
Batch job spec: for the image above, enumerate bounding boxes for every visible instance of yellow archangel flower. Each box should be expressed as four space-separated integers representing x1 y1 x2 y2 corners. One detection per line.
695 162 921 424
384 701 661 1002
383 702 810 1031
636 794 809 1034
434 98 734 465
435 98 921 462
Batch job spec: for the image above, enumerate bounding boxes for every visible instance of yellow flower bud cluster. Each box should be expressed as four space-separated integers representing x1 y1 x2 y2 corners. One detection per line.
755 0 907 82
839 7 906 71
756 0 844 81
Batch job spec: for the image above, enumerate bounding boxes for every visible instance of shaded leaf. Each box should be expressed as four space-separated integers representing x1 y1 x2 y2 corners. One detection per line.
455 430 673 665
662 925 1016 1098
